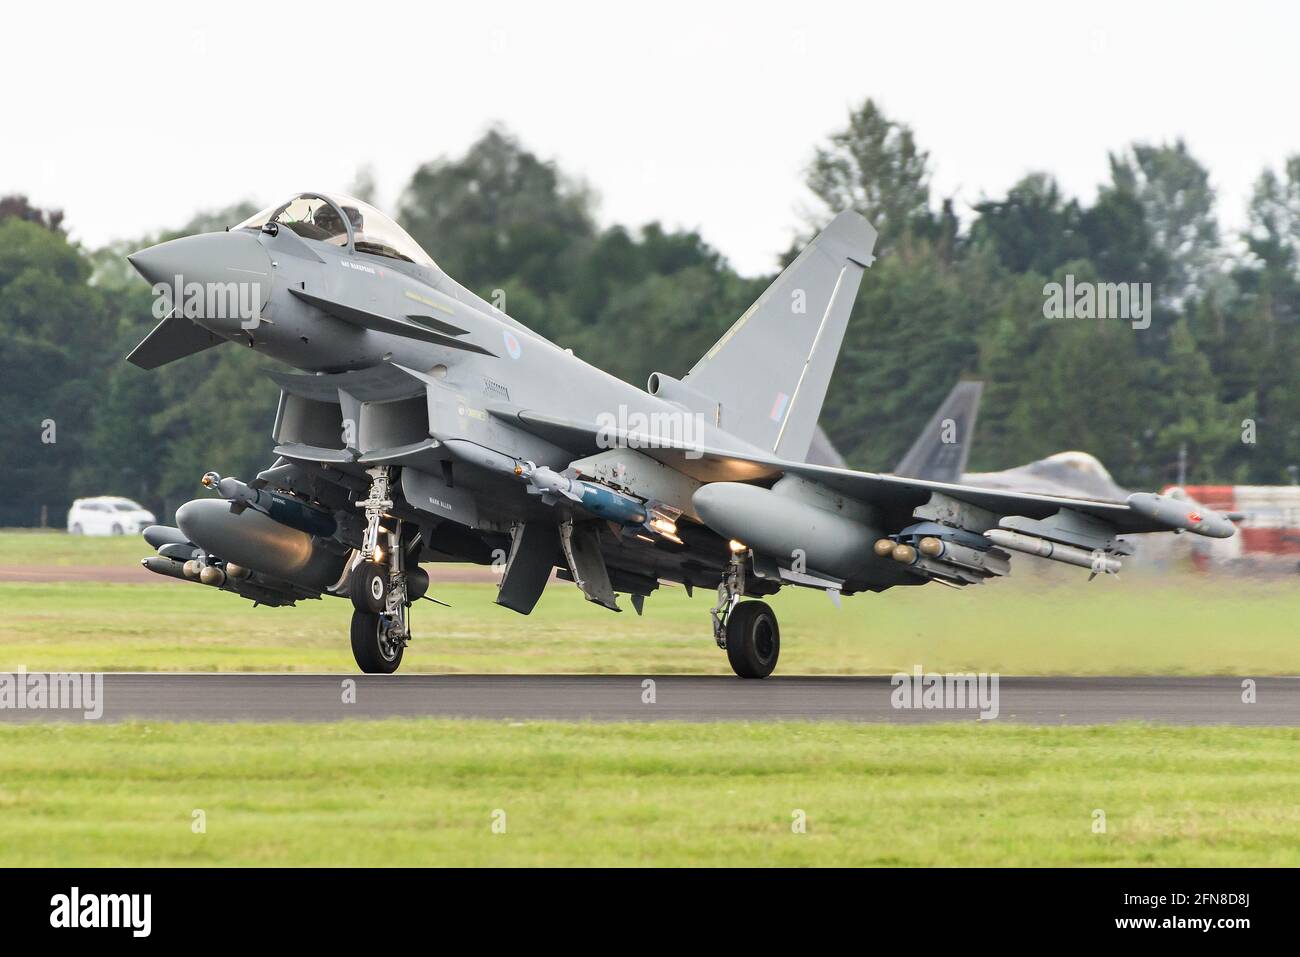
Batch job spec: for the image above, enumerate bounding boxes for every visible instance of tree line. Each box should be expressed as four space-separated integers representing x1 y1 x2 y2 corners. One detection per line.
3 99 1298 526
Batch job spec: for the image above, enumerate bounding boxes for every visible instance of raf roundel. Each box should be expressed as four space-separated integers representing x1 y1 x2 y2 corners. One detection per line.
502 329 522 360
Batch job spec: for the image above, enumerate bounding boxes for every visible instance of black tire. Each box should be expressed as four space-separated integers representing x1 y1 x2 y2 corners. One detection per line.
350 610 404 674
70 524 83 535
111 524 123 535
725 600 780 679
350 560 388 613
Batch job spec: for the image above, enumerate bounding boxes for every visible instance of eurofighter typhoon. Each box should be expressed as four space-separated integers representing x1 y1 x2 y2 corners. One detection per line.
126 193 1236 677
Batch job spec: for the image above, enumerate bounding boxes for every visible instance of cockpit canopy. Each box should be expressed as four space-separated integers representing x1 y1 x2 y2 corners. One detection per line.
234 192 436 268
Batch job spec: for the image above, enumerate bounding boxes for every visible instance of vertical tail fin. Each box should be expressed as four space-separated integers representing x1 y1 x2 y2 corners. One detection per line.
805 423 848 469
892 380 983 483
683 211 876 460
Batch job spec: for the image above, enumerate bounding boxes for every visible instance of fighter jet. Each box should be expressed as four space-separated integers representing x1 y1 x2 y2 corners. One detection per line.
892 382 1226 506
891 380 983 484
964 451 1131 500
127 192 1236 677
890 380 1128 498
816 380 978 481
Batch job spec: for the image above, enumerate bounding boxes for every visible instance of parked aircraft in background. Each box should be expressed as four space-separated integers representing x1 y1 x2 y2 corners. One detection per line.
892 384 1269 569
890 380 1126 499
892 381 982 484
807 382 979 481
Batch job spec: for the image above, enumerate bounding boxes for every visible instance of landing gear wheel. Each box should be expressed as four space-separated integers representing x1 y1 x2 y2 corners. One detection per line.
350 610 404 674
725 600 780 679
350 561 388 613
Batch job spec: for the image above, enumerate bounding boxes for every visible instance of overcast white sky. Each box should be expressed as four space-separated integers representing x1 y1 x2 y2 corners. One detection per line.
3 1 1294 275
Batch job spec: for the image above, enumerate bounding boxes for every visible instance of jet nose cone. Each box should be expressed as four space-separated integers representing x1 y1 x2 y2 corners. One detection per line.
128 233 213 286
125 250 148 279
128 231 273 330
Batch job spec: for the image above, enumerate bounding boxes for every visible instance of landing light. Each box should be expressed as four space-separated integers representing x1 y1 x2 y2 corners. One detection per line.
648 517 678 537
728 539 748 553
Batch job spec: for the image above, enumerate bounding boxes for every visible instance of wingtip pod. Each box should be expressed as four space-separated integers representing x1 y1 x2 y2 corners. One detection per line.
1126 492 1236 538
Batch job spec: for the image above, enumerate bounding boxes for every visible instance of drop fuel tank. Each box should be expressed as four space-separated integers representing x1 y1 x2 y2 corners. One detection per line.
693 480 909 585
176 498 347 592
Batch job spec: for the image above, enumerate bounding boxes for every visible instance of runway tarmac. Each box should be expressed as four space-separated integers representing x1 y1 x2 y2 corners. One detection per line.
0 674 1296 724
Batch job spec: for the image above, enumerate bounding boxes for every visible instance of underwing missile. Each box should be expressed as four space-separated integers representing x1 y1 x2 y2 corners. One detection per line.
158 542 200 562
878 535 1008 583
201 471 337 538
441 442 652 527
141 556 189 581
142 551 304 607
517 463 649 526
984 529 1121 575
199 565 226 587
915 536 1011 576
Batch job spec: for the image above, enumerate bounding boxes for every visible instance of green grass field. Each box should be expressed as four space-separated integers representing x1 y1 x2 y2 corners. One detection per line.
1 720 1296 866
0 528 148 567
1 574 1297 675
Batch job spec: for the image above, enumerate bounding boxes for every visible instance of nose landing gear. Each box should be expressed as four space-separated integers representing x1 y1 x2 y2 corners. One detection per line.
350 606 406 673
350 561 389 614
349 467 412 674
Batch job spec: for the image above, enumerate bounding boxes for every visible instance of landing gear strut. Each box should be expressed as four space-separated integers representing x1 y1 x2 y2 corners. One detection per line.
710 552 743 648
349 467 412 674
711 550 780 679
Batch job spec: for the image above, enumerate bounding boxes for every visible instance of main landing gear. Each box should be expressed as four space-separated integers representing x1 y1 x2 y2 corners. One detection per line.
350 606 405 673
349 467 409 674
711 551 781 679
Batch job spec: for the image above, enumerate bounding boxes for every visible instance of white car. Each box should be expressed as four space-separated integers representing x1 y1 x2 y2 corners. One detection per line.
67 497 156 536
